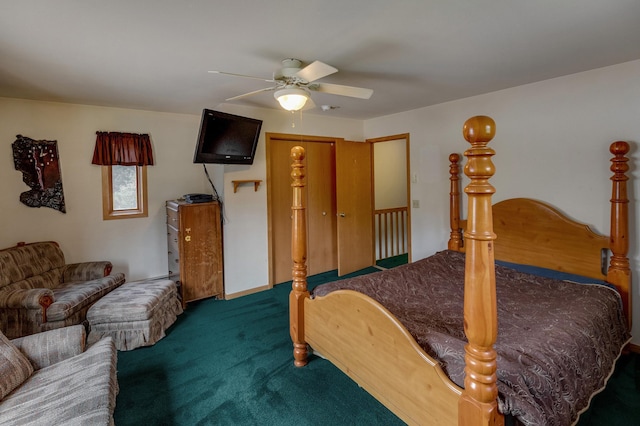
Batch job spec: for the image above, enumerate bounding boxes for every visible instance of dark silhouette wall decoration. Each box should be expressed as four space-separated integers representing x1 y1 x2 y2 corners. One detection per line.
12 135 66 213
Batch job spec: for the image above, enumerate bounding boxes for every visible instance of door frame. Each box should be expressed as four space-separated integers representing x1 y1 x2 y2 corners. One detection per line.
366 133 412 263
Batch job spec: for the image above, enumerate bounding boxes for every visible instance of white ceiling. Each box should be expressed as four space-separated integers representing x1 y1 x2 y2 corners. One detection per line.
1 1 639 120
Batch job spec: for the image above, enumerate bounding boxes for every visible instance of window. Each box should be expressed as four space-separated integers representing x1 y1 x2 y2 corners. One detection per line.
92 131 154 220
101 165 148 219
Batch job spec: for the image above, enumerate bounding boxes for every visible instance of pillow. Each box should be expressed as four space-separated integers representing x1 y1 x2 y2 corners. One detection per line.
0 331 34 400
495 260 610 286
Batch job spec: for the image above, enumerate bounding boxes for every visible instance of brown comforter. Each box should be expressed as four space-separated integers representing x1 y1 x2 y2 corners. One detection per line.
312 250 630 426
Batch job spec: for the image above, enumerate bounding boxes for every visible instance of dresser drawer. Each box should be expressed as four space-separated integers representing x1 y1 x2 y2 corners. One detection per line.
167 251 180 277
167 228 180 254
167 223 180 279
166 205 179 227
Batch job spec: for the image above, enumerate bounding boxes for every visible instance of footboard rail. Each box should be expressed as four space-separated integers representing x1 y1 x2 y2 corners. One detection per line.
306 289 462 425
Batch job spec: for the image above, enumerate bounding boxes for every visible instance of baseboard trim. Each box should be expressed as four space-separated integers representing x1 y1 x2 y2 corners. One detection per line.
225 284 271 300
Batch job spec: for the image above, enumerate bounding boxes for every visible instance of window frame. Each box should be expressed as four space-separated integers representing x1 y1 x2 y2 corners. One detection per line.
101 165 148 220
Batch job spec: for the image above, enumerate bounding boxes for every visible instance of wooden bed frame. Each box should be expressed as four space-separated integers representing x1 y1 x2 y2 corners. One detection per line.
289 116 631 426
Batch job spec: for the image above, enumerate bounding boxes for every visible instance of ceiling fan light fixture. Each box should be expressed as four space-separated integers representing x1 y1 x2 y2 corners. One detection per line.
274 88 308 111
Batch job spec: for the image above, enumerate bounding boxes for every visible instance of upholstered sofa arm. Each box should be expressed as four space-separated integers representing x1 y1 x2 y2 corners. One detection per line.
11 325 85 369
0 287 54 310
63 261 113 282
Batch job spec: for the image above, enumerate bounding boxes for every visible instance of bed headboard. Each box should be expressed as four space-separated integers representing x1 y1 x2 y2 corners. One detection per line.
448 141 632 328
488 198 608 280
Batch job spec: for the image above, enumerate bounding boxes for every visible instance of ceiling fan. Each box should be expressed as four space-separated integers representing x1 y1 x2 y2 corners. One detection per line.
209 58 373 111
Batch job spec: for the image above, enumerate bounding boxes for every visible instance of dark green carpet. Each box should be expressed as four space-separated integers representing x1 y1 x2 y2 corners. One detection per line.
114 266 403 426
576 351 640 426
376 253 408 269
114 261 639 425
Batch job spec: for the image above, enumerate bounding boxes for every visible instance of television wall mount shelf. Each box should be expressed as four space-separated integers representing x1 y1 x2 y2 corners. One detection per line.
232 180 262 193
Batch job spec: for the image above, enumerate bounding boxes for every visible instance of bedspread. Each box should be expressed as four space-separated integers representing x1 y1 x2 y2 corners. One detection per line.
312 250 630 426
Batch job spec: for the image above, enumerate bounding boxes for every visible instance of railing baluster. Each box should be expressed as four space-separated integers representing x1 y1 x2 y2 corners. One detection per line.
373 206 408 261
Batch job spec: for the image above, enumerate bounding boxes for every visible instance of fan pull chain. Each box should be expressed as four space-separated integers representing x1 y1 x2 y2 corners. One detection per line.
290 109 304 129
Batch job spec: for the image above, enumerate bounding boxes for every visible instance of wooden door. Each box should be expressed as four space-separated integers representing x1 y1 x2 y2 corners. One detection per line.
306 142 337 275
336 140 374 275
267 135 339 285
268 139 299 284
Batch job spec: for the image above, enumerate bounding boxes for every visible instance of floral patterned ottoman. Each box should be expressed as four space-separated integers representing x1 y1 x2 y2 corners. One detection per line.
86 279 182 350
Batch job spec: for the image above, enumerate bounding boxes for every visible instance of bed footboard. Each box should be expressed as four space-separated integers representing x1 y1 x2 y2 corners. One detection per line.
305 290 461 426
290 116 504 426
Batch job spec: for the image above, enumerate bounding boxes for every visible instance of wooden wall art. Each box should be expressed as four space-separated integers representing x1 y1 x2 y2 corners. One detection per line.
12 135 66 213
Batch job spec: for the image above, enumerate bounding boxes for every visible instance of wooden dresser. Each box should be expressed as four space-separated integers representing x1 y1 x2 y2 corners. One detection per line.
166 200 224 306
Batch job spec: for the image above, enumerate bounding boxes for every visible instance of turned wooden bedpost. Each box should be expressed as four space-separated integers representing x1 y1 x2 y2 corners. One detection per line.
459 116 503 426
449 153 463 251
290 146 310 367
608 141 632 329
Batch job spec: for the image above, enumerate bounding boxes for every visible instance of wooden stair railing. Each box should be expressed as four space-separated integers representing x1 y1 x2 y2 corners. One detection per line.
374 207 408 260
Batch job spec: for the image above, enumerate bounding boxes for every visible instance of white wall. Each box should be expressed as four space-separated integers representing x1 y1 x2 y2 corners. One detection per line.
218 106 363 296
364 59 640 345
0 99 363 296
373 139 407 210
0 98 209 280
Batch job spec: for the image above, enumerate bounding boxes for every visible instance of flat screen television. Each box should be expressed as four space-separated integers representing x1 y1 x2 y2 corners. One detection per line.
193 109 263 165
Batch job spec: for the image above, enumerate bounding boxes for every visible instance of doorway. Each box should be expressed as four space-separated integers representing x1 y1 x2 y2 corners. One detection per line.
266 132 410 286
368 134 411 265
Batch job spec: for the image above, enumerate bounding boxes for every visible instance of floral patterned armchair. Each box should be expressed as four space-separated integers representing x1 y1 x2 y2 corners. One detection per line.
0 241 125 338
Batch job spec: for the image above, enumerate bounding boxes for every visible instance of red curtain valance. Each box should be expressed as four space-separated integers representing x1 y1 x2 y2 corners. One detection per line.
92 132 154 166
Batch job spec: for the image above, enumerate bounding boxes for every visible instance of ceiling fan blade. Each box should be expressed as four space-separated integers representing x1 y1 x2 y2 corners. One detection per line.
301 97 316 111
226 86 277 101
313 82 373 99
295 61 337 82
209 70 275 83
